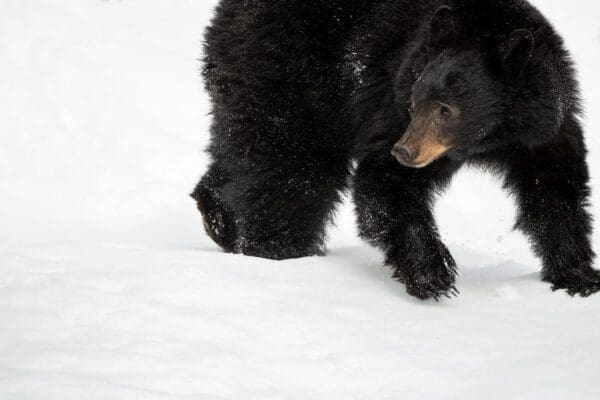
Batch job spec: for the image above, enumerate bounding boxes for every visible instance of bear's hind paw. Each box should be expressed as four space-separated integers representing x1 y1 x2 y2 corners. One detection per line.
192 187 237 253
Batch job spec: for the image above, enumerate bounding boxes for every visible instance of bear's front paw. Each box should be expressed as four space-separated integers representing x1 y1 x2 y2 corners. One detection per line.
392 244 459 301
545 267 600 297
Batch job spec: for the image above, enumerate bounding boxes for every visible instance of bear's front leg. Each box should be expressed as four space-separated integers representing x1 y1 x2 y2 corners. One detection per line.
353 155 460 300
505 122 599 297
387 223 459 300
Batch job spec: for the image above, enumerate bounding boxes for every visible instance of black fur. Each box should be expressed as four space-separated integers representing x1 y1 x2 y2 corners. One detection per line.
192 0 598 300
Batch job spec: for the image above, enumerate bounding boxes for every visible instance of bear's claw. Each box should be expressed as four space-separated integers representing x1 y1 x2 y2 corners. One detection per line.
547 268 600 298
405 281 460 302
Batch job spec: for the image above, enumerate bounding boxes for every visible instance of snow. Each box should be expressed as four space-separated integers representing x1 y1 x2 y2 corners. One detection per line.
1 1 599 399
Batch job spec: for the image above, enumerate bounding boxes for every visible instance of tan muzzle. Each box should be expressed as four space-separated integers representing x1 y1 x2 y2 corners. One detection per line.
391 118 450 168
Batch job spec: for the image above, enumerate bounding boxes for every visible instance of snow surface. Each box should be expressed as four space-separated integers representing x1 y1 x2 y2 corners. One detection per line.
1 1 600 399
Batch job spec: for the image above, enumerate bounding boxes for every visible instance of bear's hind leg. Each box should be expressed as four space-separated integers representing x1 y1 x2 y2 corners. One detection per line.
194 111 351 259
228 154 350 260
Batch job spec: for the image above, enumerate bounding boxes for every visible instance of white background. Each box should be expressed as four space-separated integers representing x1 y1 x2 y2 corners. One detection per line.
1 0 599 399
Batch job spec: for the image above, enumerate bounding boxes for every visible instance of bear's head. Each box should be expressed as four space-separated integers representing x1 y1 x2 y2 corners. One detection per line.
392 5 536 168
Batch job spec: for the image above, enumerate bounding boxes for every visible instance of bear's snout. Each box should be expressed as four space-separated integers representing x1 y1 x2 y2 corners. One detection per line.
391 144 414 166
393 122 450 169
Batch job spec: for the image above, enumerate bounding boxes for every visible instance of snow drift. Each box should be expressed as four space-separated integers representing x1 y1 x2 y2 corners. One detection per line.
1 1 599 399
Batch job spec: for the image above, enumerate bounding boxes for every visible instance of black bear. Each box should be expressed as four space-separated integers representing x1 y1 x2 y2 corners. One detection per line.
192 0 599 300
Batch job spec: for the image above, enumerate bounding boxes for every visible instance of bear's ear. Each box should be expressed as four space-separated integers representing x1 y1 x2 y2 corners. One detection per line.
499 29 534 77
428 6 456 51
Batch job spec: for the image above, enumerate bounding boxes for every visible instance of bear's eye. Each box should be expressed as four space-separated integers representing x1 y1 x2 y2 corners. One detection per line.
439 105 452 118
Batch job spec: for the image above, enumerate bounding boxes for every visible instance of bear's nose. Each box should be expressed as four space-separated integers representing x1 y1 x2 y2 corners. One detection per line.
392 144 413 165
